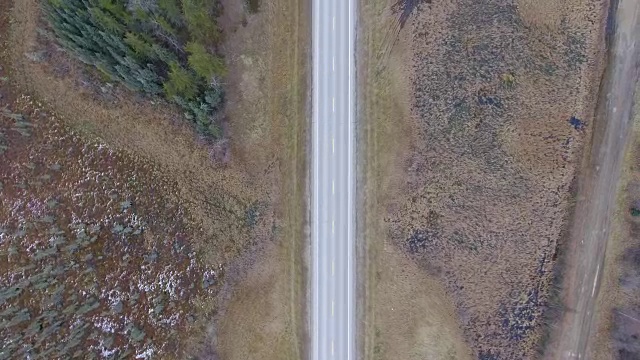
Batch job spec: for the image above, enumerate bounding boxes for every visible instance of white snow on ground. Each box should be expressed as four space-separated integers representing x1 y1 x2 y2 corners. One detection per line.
93 316 117 333
135 346 155 359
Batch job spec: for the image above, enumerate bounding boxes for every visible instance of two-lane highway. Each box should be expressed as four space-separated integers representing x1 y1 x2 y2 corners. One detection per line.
311 0 355 357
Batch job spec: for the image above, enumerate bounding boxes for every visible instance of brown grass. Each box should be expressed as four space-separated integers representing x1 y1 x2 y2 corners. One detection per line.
208 0 309 358
3 0 307 357
373 242 472 360
516 0 566 30
361 0 607 358
358 0 470 358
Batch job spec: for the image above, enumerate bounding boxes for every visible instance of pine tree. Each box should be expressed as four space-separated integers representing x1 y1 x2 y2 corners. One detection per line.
182 0 220 44
186 41 226 80
124 32 154 60
43 0 226 137
163 61 199 100
158 0 183 25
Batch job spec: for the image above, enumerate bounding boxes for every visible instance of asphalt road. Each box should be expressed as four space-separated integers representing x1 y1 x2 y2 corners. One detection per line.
550 0 640 358
311 0 355 357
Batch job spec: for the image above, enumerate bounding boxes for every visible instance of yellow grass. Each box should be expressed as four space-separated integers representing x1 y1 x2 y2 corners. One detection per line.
358 0 471 358
213 0 309 358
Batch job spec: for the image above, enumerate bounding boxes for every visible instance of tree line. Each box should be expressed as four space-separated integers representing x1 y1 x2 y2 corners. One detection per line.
44 0 226 137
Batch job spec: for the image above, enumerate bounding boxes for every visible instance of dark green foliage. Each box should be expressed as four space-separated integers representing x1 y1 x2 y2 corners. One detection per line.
120 199 132 211
158 0 183 25
33 247 59 261
77 299 100 314
0 283 26 305
112 300 123 313
0 132 7 155
131 327 145 342
186 41 226 79
7 308 31 327
182 0 221 44
124 32 155 60
164 61 199 100
43 0 226 137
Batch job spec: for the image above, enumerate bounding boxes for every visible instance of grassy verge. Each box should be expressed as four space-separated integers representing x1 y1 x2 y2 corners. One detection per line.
273 0 308 356
357 0 390 355
357 0 470 359
203 0 309 358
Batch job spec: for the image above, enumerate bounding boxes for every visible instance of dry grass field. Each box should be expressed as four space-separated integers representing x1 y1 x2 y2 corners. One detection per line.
358 0 473 358
1 0 307 358
360 0 608 358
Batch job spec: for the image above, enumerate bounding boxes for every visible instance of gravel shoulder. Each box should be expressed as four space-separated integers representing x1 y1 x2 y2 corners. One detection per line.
544 0 640 358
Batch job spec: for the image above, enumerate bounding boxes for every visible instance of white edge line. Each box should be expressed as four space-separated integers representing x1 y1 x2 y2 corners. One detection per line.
347 0 353 357
313 0 319 358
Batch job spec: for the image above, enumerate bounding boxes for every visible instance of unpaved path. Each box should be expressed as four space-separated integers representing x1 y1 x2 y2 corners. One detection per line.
546 0 640 358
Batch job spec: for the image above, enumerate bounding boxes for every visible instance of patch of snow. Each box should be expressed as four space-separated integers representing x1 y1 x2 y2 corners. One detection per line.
105 289 125 307
187 256 197 271
93 316 118 333
128 213 145 229
135 346 155 359
137 276 155 293
156 268 180 299
158 313 181 327
93 340 118 359
26 199 46 218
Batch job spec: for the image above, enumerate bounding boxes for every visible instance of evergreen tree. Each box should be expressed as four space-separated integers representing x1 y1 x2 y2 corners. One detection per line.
158 0 183 25
186 42 226 80
43 0 226 137
164 61 198 100
182 0 220 44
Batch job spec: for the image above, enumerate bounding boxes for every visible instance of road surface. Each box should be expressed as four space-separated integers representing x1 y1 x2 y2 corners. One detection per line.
311 0 356 357
548 0 640 358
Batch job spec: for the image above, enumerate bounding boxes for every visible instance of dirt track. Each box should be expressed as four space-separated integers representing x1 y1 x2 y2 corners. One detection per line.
546 0 640 358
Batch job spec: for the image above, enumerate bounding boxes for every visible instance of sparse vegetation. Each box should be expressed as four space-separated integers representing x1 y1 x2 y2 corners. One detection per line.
42 0 225 136
245 0 260 14
362 0 605 358
0 96 222 358
630 200 640 217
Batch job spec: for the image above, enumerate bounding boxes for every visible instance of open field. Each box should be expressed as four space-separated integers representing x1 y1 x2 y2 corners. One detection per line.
359 0 608 358
358 0 472 358
2 0 307 358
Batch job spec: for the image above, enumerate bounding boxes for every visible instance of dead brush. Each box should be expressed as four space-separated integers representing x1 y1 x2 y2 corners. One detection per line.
391 0 431 29
378 0 431 67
